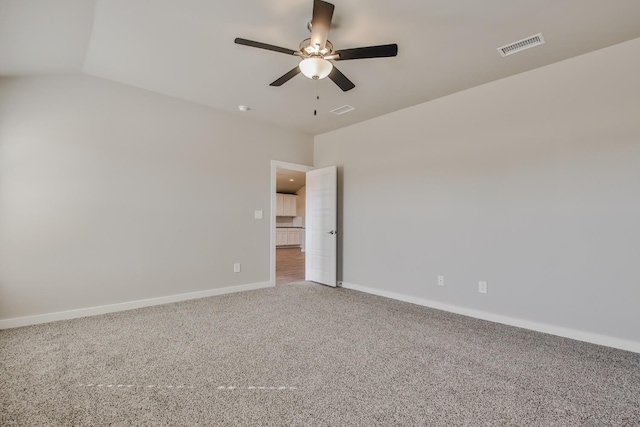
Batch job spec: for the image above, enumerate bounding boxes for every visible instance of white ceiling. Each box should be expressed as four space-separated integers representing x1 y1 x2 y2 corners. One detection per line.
3 0 640 135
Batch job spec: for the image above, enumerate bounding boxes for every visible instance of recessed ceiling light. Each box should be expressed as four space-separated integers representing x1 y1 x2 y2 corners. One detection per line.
238 105 250 112
289 179 295 182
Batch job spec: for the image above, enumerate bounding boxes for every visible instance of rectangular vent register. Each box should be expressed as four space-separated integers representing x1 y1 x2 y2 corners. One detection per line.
330 105 355 115
498 33 545 57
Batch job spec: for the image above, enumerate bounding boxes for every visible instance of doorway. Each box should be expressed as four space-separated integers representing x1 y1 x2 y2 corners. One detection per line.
270 161 313 286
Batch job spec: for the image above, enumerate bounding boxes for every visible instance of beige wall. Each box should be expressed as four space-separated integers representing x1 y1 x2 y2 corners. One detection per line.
314 38 640 343
0 74 313 320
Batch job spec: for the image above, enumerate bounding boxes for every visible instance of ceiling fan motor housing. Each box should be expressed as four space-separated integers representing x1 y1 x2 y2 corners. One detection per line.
299 38 333 57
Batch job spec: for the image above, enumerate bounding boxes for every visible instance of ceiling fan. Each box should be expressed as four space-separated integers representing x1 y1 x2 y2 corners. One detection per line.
234 0 398 92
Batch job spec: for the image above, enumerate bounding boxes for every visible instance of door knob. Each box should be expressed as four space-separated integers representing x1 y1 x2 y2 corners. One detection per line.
327 230 336 235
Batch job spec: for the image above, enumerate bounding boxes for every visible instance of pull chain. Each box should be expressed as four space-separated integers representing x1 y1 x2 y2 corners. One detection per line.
314 79 319 116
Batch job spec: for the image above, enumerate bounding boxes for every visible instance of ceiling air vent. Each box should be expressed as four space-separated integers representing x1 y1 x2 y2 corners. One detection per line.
330 105 355 115
497 33 545 57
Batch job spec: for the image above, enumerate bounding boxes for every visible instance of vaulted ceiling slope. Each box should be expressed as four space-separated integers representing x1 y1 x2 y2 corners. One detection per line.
2 0 640 135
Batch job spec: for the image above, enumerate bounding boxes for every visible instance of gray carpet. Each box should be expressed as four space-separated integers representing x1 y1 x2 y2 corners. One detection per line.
1 283 639 426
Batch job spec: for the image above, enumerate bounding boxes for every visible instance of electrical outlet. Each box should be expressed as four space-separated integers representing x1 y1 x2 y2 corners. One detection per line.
234 263 241 273
438 275 445 286
478 281 487 294
254 210 263 219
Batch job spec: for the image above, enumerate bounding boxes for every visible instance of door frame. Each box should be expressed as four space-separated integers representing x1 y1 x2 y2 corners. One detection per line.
270 160 313 285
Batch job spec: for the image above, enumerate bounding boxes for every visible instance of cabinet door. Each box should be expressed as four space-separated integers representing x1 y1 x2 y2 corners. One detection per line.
286 229 300 246
276 194 284 216
284 195 297 216
276 229 287 246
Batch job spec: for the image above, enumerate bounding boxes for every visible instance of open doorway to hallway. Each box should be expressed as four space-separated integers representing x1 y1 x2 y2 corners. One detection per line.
275 168 306 285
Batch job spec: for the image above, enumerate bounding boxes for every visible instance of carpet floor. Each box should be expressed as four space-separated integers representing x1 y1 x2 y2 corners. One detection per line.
1 283 639 426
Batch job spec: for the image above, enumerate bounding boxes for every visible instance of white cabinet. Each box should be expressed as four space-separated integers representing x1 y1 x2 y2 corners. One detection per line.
276 229 288 246
276 195 284 217
283 195 296 216
276 228 302 247
276 193 297 216
286 229 301 246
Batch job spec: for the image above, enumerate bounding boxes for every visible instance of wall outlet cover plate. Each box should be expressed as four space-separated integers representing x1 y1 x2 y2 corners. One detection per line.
479 281 488 294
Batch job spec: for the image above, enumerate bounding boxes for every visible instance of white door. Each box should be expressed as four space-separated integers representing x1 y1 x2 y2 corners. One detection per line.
305 166 337 287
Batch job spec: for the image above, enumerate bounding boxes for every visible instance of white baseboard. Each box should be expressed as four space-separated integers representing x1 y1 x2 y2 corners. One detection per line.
0 281 274 330
341 282 640 354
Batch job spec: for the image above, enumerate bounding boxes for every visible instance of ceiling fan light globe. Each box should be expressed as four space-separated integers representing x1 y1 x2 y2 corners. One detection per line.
299 57 333 80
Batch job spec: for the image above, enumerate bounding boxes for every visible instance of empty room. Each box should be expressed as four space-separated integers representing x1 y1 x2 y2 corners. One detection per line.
1 0 639 425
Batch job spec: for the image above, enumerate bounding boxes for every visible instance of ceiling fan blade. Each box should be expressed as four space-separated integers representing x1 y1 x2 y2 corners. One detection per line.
310 0 335 51
334 44 398 60
234 38 297 55
328 66 355 92
270 67 302 87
